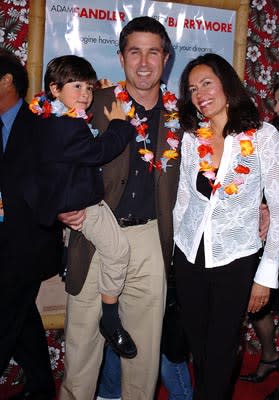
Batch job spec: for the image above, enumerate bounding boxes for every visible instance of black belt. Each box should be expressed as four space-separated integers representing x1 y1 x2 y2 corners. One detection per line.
117 217 152 227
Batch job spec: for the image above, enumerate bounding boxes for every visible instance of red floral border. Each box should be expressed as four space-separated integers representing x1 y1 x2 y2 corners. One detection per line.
0 0 29 64
244 0 279 121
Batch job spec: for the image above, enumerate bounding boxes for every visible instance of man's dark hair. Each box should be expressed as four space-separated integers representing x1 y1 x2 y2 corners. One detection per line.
178 53 261 136
119 16 172 55
44 55 97 100
0 48 28 98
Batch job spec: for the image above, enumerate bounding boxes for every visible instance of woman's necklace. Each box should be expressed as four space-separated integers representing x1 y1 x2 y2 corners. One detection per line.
114 81 180 173
196 118 256 198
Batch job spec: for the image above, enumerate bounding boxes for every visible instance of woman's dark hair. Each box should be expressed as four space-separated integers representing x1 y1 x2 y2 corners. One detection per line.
272 80 279 129
44 55 97 100
0 49 28 98
119 16 172 55
178 53 261 136
273 80 279 95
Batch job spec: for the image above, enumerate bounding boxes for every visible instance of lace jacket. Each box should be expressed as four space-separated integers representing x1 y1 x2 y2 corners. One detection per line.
173 122 279 288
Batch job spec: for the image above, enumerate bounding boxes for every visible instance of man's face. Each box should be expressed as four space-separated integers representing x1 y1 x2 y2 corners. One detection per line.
119 31 169 94
0 74 12 114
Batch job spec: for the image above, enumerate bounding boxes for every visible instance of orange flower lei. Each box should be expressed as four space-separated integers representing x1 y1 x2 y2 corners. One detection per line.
114 81 180 173
196 118 256 198
29 93 88 120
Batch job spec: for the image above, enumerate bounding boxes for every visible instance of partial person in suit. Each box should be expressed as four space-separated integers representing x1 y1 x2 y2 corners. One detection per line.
0 49 63 399
27 55 136 358
58 16 182 400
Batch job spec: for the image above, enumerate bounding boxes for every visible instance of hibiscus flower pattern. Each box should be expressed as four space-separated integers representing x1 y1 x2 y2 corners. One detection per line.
0 0 28 65
0 330 65 390
245 1 279 122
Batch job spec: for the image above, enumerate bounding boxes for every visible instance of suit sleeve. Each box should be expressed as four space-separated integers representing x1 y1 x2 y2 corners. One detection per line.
62 118 134 166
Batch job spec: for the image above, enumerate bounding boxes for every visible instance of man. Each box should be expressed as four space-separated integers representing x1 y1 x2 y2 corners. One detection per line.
0 49 63 399
59 16 182 400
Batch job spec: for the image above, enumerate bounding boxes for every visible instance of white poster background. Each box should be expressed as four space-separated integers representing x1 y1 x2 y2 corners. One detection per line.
44 0 235 94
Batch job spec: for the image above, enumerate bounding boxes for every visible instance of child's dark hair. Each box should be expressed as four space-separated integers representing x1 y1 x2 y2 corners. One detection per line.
44 55 97 100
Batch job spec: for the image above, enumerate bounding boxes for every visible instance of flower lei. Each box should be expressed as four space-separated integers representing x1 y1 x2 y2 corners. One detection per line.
29 93 99 137
29 92 89 119
114 81 180 173
196 118 256 199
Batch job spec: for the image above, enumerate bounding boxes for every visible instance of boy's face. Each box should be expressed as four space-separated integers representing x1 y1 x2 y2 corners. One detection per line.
50 81 94 110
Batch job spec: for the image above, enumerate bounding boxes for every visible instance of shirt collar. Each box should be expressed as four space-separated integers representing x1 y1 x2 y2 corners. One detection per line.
130 88 164 113
1 98 23 133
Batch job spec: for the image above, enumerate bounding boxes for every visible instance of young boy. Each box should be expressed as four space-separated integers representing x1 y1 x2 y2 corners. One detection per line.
27 55 136 358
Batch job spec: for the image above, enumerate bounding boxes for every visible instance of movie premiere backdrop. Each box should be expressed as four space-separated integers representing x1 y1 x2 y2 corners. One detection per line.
44 0 236 95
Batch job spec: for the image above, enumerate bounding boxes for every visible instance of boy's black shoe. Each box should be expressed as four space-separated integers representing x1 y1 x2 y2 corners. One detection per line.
99 318 137 359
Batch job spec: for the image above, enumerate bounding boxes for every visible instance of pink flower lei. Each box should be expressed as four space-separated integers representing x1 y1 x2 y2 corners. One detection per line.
114 81 180 173
196 118 256 198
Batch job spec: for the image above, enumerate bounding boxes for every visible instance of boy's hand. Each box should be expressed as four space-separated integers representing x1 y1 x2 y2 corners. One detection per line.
104 100 126 121
58 209 86 231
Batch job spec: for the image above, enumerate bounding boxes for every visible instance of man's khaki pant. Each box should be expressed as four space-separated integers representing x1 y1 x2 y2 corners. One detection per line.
59 219 166 400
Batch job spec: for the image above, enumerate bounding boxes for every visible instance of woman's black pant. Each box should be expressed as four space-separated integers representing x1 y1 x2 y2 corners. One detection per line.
175 246 259 400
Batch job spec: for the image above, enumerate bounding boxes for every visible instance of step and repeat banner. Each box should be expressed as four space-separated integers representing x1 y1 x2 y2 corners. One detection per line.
43 0 235 94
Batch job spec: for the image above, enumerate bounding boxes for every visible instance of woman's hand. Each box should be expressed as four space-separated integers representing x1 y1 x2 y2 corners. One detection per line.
57 209 86 231
104 100 126 121
247 282 270 313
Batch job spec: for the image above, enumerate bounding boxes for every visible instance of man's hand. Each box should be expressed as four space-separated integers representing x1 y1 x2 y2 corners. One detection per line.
259 203 270 241
58 209 86 231
247 282 270 313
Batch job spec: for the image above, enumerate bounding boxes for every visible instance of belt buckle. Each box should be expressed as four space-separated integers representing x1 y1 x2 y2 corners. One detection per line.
118 218 130 227
118 217 149 227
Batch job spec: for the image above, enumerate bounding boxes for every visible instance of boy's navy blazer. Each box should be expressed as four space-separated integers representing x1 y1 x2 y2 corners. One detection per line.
0 102 63 285
24 114 134 227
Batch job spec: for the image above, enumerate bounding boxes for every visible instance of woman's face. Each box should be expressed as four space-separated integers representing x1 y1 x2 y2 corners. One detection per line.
188 64 228 122
274 88 279 116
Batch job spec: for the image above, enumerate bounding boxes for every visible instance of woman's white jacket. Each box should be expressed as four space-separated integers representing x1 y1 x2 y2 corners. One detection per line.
173 122 279 288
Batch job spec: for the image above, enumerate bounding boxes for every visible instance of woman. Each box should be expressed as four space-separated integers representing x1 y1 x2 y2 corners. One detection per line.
173 53 279 400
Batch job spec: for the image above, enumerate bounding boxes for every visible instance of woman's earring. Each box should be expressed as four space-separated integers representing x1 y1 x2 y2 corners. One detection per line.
196 110 204 121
